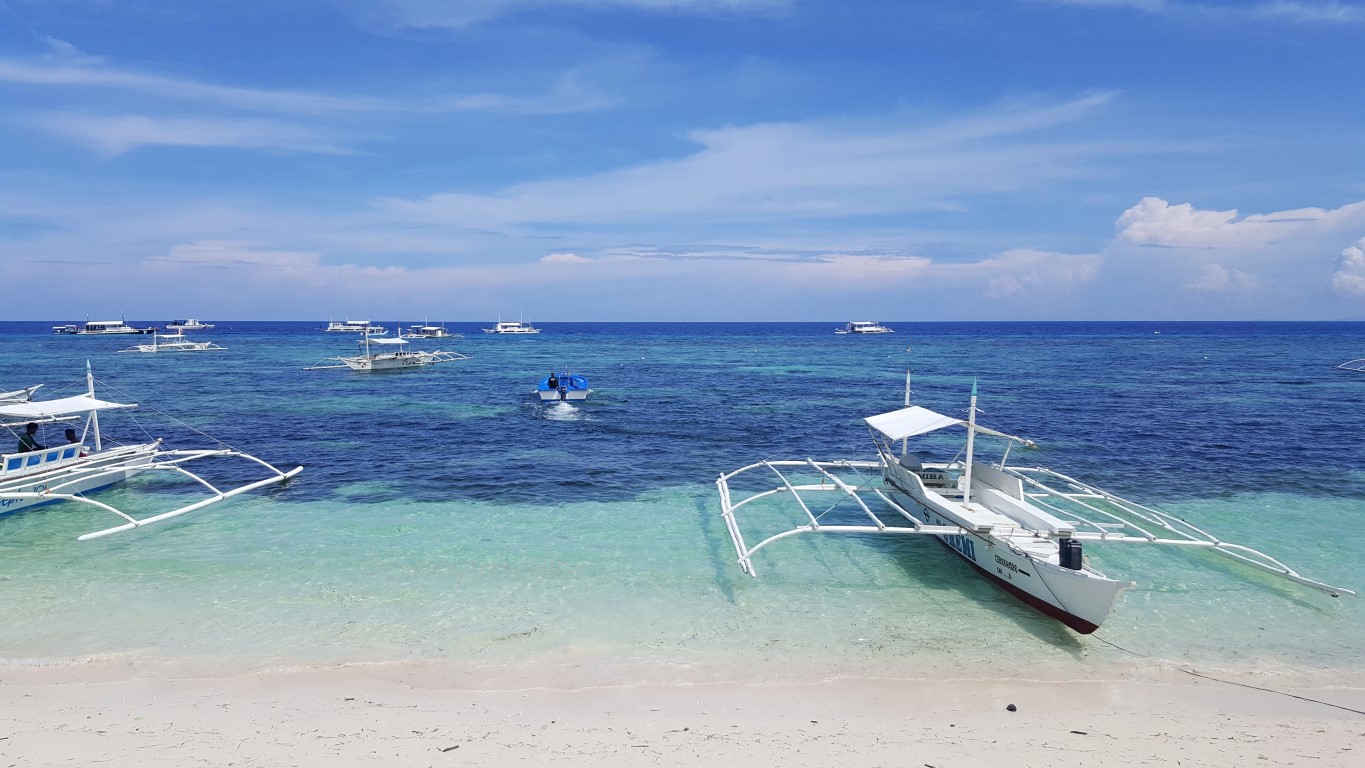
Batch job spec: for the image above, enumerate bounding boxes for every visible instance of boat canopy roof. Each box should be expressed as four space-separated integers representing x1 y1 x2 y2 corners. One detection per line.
864 405 1032 445
362 337 408 345
0 393 137 421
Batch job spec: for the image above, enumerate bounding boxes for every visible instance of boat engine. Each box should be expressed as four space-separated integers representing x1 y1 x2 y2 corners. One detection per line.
1058 537 1083 570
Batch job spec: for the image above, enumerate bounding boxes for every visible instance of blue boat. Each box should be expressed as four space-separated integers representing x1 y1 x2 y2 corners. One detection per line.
537 370 590 401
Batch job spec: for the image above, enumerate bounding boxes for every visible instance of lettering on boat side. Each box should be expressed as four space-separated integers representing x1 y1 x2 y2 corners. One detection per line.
0 482 46 509
994 554 1031 579
943 532 976 560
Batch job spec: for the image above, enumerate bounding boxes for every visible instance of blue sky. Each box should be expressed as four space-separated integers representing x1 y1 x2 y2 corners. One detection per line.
2 0 1364 321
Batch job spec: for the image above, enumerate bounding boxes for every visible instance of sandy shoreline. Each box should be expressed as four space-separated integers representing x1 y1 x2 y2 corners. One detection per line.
3 665 1362 767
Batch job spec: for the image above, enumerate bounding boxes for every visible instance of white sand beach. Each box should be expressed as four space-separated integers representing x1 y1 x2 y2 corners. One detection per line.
3 666 1361 767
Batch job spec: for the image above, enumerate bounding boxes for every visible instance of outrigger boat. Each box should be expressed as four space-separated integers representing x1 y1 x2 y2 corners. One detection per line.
118 330 227 353
835 321 894 335
1 385 41 403
483 318 540 334
717 382 1354 634
165 318 214 331
306 332 470 372
323 319 388 334
536 370 590 401
402 324 461 339
0 363 302 541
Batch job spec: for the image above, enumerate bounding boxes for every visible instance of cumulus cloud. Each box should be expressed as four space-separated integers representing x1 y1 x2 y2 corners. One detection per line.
1184 263 1260 294
1115 196 1365 249
980 249 1102 298
540 252 592 264
1331 239 1365 297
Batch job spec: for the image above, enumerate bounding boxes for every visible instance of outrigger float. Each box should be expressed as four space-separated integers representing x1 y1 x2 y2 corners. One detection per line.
717 382 1354 634
0 363 302 541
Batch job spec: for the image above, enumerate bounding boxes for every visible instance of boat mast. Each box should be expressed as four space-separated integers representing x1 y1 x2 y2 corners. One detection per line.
962 379 977 507
86 359 103 452
901 347 911 456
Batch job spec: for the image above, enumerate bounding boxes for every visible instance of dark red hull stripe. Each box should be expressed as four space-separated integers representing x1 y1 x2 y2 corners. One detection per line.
939 540 1101 635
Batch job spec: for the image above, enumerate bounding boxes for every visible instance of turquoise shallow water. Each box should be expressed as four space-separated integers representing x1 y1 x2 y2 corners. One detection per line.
1 321 1362 685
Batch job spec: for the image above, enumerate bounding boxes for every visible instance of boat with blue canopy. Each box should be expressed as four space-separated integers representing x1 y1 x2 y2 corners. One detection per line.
537 370 590 401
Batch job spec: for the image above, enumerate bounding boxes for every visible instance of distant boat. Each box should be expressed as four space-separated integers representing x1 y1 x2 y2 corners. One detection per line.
118 330 227 353
1339 359 1365 372
401 324 461 339
835 321 894 335
52 319 155 335
536 370 590 401
165 318 214 331
483 320 540 335
306 331 470 372
323 319 388 334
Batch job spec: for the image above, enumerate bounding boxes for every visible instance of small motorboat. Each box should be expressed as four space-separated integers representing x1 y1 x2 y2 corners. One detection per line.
537 370 590 401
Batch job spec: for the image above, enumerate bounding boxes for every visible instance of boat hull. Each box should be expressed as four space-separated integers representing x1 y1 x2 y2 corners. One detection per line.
340 354 427 371
0 446 158 516
537 389 589 401
883 465 1132 634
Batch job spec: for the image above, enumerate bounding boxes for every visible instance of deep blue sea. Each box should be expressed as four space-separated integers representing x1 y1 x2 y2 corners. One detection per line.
1 321 1363 686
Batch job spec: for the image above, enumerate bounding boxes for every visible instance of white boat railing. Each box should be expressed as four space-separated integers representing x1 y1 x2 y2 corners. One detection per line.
717 456 1356 598
993 464 1356 597
717 459 963 577
0 444 302 540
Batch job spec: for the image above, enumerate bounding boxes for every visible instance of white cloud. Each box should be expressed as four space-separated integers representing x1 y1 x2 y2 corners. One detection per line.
1184 263 1260 294
1331 240 1365 297
30 112 357 157
1250 2 1364 22
540 252 592 263
1116 196 1365 248
378 93 1117 229
979 249 1102 298
1043 0 1363 22
333 0 792 30
0 58 611 120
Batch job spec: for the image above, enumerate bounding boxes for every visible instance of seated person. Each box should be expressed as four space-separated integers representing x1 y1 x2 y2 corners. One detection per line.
65 427 87 457
18 422 46 452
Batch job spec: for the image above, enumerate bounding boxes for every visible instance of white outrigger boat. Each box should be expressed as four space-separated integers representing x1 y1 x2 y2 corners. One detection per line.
0 364 302 541
323 319 388 334
402 323 461 339
306 333 470 372
165 318 214 331
118 330 227 353
53 318 155 335
835 321 894 335
717 382 1354 634
483 319 540 334
1 385 41 403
